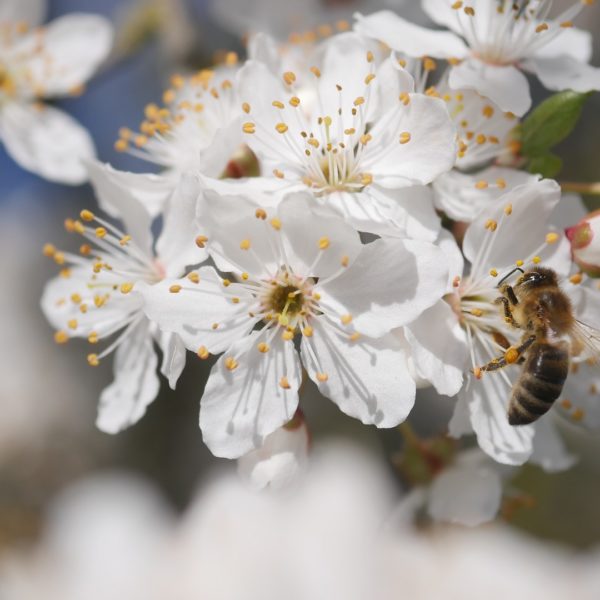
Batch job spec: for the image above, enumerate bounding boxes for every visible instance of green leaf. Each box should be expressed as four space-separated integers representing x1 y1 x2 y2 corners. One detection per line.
527 152 563 178
520 91 589 158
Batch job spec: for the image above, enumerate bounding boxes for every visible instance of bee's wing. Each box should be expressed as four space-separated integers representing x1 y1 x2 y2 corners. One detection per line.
571 320 600 364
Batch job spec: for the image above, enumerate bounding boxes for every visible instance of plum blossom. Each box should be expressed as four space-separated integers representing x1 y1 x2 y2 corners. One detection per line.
567 209 600 276
234 32 456 239
140 189 448 458
0 0 113 183
40 170 205 434
356 0 600 116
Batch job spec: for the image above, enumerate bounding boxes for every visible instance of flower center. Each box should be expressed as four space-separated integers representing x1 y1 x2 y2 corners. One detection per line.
0 63 16 99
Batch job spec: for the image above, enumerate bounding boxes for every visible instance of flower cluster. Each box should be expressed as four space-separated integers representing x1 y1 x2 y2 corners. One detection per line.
36 0 600 521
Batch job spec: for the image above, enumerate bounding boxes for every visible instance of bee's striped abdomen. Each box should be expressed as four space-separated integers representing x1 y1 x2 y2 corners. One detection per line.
508 341 569 426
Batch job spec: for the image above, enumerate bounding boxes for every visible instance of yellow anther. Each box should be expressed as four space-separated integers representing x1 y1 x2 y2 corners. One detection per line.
316 372 329 382
54 330 69 344
169 284 182 293
117 235 131 247
319 236 330 250
505 347 519 364
225 356 238 371
240 239 251 250
516 260 524 267
95 227 107 238
360 133 372 145
114 139 129 152
310 66 321 78
307 138 320 148
464 6 475 16
255 208 267 220
473 366 482 379
341 314 353 325
80 209 94 222
270 218 282 230
350 332 361 342
561 398 573 410
546 232 560 244
197 346 210 360
80 304 88 314
275 122 288 134
134 135 148 147
279 376 291 389
243 122 256 134
313 292 321 301
504 204 513 216
476 134 486 145
258 342 270 353
272 100 285 109
485 219 498 232
535 23 549 33
366 50 374 63
336 19 350 31
490 269 498 277
71 293 82 304
42 243 56 258
212 323 219 329
195 235 208 248
64 218 76 232
171 74 185 89
572 408 585 422
532 256 541 264
120 282 134 294
232 297 240 304
344 128 356 135
73 221 85 235
470 308 484 317
452 276 461 288
561 20 573 27
87 353 100 367
483 105 495 118
354 96 365 106
53 252 65 265
399 92 410 105
283 71 296 85
570 273 583 285
423 57 437 71
241 272 249 280
273 169 285 179
187 272 200 284
242 102 251 114
303 326 314 337
399 132 411 145
496 178 507 189
225 51 238 66
364 73 376 85
475 180 490 190
452 1 463 8
282 330 294 341
222 279 231 287
341 255 349 267
94 295 106 308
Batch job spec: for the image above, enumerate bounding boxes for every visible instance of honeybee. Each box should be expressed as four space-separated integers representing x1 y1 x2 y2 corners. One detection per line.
478 266 600 426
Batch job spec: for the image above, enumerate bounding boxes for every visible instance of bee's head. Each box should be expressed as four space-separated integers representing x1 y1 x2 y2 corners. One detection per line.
517 267 558 288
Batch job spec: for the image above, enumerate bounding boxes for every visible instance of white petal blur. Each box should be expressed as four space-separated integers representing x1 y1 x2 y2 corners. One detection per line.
0 10 113 183
40 174 206 434
355 0 600 116
140 188 449 458
235 32 457 239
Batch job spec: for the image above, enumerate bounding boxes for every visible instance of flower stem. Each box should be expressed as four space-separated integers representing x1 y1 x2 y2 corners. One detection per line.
560 182 600 196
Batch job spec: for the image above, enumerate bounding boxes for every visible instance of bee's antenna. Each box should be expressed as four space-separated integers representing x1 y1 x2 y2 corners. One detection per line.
497 267 524 288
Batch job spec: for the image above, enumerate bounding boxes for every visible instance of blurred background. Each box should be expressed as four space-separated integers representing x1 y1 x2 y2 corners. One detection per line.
2 0 600 566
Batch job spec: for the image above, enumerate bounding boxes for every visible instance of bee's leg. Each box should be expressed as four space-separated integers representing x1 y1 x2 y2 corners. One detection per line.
495 296 520 329
477 335 537 375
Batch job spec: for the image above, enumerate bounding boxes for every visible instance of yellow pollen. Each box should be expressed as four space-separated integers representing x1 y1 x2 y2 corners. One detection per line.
80 304 88 314
318 236 330 250
532 256 541 264
360 133 372 145
119 235 131 246
273 169 285 179
572 408 585 422
350 332 360 342
232 297 240 304
344 128 356 135
197 346 210 360
354 96 365 107
222 279 231 287
270 218 282 231
187 272 200 284
212 323 219 329
243 122 256 134
241 272 249 280
452 1 463 8
258 342 270 353
80 209 94 222
88 332 98 344
496 178 507 189
225 356 238 371
120 282 134 294
303 326 314 337
366 50 374 63
255 208 267 220
516 260 524 267
399 92 410 105
399 132 411 144
504 204 513 215
114 139 129 152
74 221 85 235
282 330 294 341
546 232 560 244
53 252 65 265
470 308 484 317
272 100 284 109
341 314 353 325
485 219 498 232
464 6 475 16
310 66 321 78
283 71 296 85
64 218 76 233
279 376 291 389
473 366 482 379
570 273 583 285
242 102 250 113
490 269 498 277
240 239 251 250
505 347 519 364
42 243 56 258
225 51 238 66
316 372 329 382
535 23 549 33
476 134 486 145
54 330 69 344
71 293 82 304
289 96 301 107
561 20 573 27
87 353 100 367
95 227 107 238
561 399 573 410
275 123 288 134
94 295 106 308
483 105 495 118
341 255 349 267
169 284 182 293
364 73 376 85
195 235 208 248
423 57 437 71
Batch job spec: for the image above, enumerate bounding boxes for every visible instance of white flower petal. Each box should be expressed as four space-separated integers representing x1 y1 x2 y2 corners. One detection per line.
96 320 160 434
427 460 503 527
529 418 577 473
277 192 363 277
0 102 94 184
21 14 113 97
438 229 465 293
362 94 457 188
200 331 301 458
156 174 207 278
237 418 309 491
448 394 474 437
158 331 187 390
532 27 592 62
301 319 415 427
404 299 468 397
566 282 600 331
462 374 535 466
84 161 173 220
449 60 532 117
87 159 154 257
318 238 448 337
557 361 600 431
247 32 281 73
462 178 561 273
373 57 415 117
0 0 46 27
138 267 256 354
354 10 468 58
526 56 600 94
433 168 539 223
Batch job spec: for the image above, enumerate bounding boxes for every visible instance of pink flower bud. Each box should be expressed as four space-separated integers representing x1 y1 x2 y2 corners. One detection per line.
566 209 600 277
